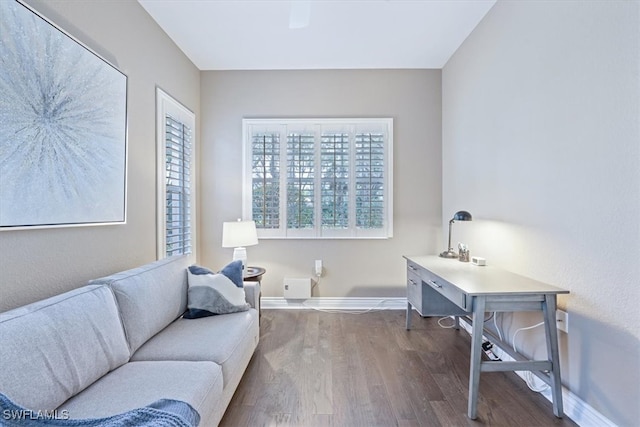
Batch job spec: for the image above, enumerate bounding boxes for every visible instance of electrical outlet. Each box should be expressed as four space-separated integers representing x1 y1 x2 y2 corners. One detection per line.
556 310 568 333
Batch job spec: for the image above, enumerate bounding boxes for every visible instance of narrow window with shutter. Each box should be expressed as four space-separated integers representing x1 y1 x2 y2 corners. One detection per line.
164 115 192 256
156 88 196 258
243 118 392 239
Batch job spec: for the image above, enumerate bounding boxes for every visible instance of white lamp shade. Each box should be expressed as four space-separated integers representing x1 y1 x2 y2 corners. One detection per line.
222 220 258 248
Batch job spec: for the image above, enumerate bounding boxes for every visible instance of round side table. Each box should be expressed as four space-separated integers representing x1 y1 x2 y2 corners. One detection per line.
244 266 265 283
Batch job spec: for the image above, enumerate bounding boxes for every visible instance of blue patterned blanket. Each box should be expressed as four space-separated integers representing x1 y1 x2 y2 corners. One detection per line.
0 394 200 426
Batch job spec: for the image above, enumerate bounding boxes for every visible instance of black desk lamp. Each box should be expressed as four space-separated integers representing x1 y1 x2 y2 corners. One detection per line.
439 210 472 258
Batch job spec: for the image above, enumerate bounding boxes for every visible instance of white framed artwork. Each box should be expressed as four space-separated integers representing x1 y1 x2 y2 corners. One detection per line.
0 0 128 229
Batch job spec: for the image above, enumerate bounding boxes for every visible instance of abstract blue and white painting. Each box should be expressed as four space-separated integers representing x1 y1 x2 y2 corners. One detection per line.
0 0 127 229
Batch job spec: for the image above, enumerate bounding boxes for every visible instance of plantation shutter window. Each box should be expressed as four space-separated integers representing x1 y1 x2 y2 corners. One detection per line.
156 88 196 259
243 118 393 239
165 115 192 256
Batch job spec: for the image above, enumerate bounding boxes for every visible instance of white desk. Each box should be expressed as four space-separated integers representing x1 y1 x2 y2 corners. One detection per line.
404 255 569 420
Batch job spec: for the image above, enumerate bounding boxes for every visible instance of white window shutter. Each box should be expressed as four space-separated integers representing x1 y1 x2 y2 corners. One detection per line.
243 118 393 239
251 132 280 229
164 115 192 256
287 132 315 229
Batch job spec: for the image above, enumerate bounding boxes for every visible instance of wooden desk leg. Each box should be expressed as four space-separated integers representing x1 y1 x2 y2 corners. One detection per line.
543 294 564 418
467 296 486 419
406 301 412 330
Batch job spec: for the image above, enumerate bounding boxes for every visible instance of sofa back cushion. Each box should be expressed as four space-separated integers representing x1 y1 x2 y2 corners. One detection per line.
0 285 130 411
90 255 190 354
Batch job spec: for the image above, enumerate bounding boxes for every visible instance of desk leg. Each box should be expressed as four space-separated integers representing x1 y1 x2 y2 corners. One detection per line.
543 294 564 418
406 301 412 330
467 296 486 419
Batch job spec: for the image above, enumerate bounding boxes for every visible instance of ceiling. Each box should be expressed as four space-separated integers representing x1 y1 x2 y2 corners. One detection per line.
138 0 496 71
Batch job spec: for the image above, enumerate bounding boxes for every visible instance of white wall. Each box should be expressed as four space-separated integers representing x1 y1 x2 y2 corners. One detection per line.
0 0 200 312
200 70 442 298
443 1 639 425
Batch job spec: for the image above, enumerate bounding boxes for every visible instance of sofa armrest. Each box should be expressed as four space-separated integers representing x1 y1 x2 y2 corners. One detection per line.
243 282 260 310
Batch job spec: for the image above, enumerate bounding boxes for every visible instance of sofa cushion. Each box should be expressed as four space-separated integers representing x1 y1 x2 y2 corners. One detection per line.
131 309 259 385
184 262 249 318
90 255 190 354
58 361 222 423
0 285 130 411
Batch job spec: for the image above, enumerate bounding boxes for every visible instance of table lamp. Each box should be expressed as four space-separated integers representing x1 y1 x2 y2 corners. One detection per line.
439 210 472 258
222 219 258 270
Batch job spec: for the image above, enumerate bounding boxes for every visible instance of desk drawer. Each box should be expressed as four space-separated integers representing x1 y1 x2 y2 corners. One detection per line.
406 268 423 313
420 269 467 311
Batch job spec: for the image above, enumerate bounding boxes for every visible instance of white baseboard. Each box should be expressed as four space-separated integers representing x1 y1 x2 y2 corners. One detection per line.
455 320 615 427
261 296 406 311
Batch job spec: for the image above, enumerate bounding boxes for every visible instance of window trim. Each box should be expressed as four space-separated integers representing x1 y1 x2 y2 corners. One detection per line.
242 118 393 239
156 87 197 258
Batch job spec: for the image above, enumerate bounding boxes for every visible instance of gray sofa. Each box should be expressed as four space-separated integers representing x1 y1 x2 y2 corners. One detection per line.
0 255 260 426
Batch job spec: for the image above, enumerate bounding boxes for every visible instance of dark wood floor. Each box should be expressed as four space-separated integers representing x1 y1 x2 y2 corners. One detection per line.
220 310 578 427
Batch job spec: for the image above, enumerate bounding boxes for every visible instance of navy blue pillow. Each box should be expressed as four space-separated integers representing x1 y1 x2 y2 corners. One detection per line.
187 264 215 275
219 260 243 288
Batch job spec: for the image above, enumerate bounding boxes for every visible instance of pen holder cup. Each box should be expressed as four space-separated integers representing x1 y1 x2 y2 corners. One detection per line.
459 249 470 262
